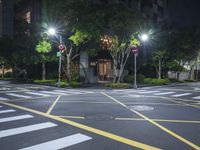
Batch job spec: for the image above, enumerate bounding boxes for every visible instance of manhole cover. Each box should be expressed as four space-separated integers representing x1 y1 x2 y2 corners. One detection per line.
129 105 154 111
85 114 114 121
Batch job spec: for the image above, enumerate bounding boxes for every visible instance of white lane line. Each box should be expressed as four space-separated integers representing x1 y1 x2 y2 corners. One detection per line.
192 96 200 100
138 91 160 94
0 115 34 123
0 122 57 138
39 91 66 95
154 92 175 96
6 93 33 99
172 93 192 97
20 133 92 150
0 106 2 108
25 92 50 97
0 97 9 101
0 109 16 114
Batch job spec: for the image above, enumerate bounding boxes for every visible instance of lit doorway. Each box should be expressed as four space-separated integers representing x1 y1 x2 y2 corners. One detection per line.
97 59 113 81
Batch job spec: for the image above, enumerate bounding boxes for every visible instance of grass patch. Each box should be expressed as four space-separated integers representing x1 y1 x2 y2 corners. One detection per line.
105 83 130 88
168 78 184 83
33 79 56 84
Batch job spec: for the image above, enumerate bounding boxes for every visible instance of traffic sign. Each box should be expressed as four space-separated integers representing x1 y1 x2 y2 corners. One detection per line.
131 46 139 54
58 43 65 53
57 52 61 57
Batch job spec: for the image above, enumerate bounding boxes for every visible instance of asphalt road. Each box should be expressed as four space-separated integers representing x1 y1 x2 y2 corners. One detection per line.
0 81 200 150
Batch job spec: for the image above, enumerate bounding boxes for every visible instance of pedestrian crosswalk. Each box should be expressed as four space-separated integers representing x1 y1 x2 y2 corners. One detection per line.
0 105 92 149
0 114 33 123
111 89 200 100
20 133 92 150
0 89 94 101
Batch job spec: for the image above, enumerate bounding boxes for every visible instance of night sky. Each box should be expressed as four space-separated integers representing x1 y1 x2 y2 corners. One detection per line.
168 0 200 26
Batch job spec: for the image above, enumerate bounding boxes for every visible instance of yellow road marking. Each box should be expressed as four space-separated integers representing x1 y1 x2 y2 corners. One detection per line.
115 118 200 124
55 115 85 119
102 92 200 150
0 101 160 150
46 95 62 114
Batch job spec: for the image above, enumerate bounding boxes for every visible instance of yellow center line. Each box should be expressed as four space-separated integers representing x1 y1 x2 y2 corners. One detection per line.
0 101 160 150
101 92 200 150
46 95 62 114
115 117 200 124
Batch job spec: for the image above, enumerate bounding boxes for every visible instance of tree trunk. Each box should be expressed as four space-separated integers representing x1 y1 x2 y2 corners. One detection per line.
113 61 118 83
42 62 46 80
177 72 180 80
117 65 124 83
66 55 71 82
158 59 161 79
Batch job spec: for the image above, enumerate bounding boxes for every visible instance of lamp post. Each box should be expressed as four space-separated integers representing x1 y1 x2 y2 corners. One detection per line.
48 28 63 88
132 33 149 89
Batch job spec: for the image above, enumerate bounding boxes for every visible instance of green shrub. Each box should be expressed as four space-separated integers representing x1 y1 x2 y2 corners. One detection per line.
124 75 133 83
60 81 69 88
124 74 145 83
144 78 170 85
105 83 130 88
70 81 83 88
137 74 145 83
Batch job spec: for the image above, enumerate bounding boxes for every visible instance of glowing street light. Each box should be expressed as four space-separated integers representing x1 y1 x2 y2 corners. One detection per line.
133 33 149 89
47 27 62 88
140 34 148 42
48 28 56 35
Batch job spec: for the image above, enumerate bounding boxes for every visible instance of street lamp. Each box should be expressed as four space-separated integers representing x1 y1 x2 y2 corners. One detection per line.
47 27 63 88
140 34 148 42
132 33 149 89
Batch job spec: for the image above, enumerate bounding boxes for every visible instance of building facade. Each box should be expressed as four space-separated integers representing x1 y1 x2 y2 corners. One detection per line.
0 0 14 38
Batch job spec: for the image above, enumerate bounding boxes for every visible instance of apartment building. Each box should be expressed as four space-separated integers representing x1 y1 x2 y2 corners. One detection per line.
0 0 14 37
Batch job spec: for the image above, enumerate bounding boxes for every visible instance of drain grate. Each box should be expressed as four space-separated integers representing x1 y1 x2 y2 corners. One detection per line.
128 105 154 111
85 114 114 121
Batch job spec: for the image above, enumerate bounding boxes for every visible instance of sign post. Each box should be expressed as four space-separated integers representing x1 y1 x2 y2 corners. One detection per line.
131 46 139 89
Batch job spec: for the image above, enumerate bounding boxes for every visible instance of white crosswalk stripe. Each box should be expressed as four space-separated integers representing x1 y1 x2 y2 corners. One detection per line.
0 97 9 101
192 96 200 100
20 133 92 150
0 122 57 138
137 91 160 94
172 93 192 97
154 92 175 96
53 90 82 94
25 92 50 97
39 91 67 95
0 115 33 123
0 109 16 114
6 93 33 99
